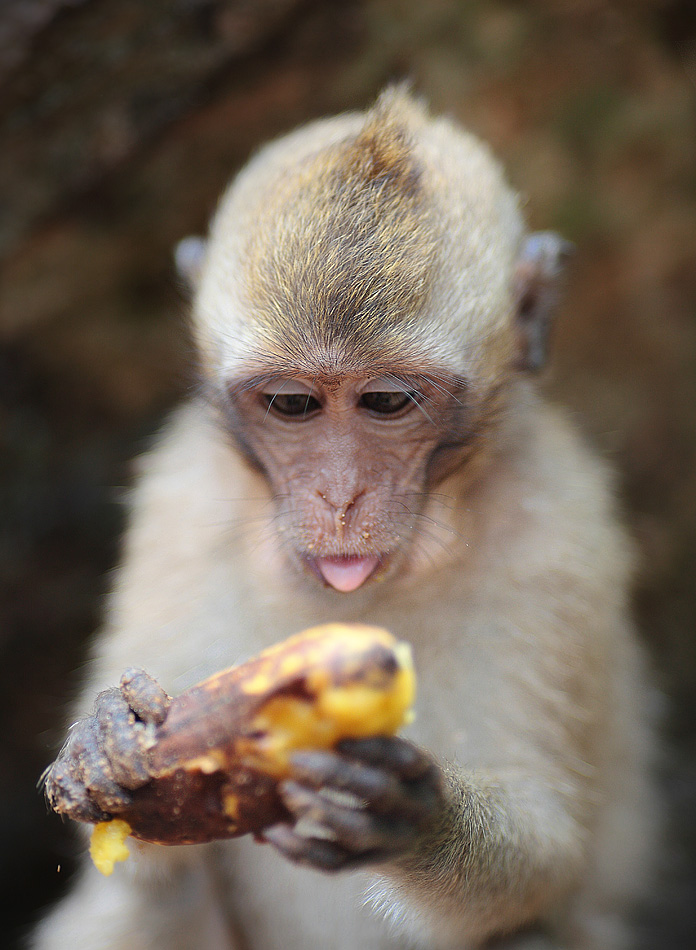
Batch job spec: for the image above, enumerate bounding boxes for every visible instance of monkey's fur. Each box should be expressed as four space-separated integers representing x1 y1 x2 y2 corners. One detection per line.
35 89 657 950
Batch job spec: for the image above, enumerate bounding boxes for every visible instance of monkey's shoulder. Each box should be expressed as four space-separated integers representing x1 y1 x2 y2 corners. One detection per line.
475 392 634 589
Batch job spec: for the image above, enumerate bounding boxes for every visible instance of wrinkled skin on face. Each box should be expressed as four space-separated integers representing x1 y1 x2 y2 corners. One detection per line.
224 368 472 592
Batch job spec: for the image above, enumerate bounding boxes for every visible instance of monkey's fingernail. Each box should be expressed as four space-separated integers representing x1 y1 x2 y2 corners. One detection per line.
338 737 430 779
263 824 349 871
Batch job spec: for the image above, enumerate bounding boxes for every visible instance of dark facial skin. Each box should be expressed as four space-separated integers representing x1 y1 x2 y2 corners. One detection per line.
226 368 471 592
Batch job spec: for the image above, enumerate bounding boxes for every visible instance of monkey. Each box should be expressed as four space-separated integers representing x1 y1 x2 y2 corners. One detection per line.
33 88 657 950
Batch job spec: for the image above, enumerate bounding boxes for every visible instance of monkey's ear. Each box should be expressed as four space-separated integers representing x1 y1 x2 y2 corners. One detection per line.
512 232 574 372
174 236 207 292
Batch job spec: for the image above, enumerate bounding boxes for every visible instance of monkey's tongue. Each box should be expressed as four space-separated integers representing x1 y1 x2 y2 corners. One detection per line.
315 556 379 592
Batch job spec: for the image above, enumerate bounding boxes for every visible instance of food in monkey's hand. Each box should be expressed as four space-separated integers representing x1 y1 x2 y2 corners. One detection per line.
89 819 132 876
44 624 415 873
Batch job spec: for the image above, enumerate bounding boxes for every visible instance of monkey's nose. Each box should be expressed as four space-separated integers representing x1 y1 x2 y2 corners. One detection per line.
316 489 363 515
317 490 363 541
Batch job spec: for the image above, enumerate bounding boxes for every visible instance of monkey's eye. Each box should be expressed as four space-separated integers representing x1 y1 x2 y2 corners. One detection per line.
258 379 320 419
359 377 421 416
359 390 414 414
262 392 321 418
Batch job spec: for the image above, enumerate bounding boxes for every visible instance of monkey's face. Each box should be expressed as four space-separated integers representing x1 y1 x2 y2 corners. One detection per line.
191 91 568 593
224 369 470 593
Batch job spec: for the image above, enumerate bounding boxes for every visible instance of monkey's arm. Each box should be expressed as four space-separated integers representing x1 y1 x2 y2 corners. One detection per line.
264 557 615 945
265 736 588 943
388 759 591 942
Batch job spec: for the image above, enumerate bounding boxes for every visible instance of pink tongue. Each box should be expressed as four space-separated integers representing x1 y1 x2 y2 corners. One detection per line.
315 556 379 592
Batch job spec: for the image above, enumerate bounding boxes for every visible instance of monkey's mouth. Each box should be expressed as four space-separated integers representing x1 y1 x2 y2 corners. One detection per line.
309 556 381 593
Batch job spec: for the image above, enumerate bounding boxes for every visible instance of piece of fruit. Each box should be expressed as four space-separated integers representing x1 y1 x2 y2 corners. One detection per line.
89 819 132 876
46 623 415 870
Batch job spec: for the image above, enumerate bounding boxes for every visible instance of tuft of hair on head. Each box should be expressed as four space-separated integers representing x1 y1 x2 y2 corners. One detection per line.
242 85 439 371
341 84 429 198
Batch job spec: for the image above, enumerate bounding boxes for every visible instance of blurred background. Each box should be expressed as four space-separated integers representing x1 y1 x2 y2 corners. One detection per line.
1 1 695 946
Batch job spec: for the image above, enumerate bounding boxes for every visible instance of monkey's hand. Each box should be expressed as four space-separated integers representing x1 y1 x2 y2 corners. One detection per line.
263 736 444 871
44 670 170 823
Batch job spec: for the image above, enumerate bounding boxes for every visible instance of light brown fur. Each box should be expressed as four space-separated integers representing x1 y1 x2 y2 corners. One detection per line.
34 90 657 950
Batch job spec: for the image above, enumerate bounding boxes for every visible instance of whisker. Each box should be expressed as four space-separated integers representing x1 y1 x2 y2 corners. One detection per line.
399 500 465 541
263 392 278 421
406 490 459 510
425 375 466 408
408 392 435 425
385 510 459 559
303 381 317 420
381 372 436 425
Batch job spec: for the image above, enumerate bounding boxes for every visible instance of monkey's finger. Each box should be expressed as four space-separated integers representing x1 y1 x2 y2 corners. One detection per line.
82 760 134 813
337 736 434 781
44 760 108 823
120 668 171 725
95 688 152 789
52 714 134 813
279 780 414 854
289 750 430 820
263 823 369 872
71 716 135 812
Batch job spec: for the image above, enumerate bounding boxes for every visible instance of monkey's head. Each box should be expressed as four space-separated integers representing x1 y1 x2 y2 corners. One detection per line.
182 89 570 593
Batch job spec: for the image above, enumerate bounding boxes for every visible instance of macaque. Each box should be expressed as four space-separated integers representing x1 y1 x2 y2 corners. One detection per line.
35 88 656 950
